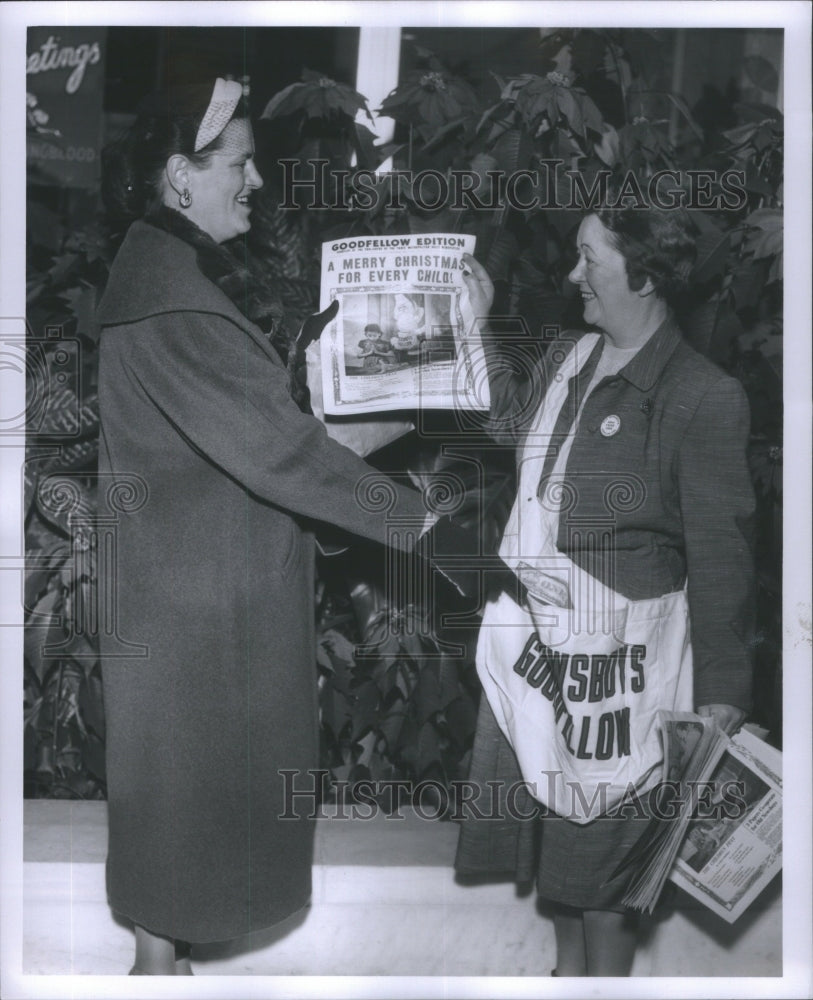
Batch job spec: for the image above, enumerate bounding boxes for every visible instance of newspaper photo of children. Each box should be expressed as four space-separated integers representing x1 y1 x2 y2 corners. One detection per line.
390 291 458 366
341 291 458 374
356 322 398 374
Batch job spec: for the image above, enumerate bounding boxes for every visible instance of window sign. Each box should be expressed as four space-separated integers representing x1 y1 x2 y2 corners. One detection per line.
26 27 107 190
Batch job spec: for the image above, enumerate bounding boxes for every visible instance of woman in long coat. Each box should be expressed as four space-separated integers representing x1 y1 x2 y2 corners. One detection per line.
97 78 429 972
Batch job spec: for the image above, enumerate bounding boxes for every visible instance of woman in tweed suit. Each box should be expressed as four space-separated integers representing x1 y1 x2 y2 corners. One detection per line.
456 201 755 976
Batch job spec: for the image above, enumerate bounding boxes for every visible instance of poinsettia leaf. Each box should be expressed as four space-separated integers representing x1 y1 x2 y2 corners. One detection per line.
745 227 782 260
48 252 81 287
316 641 333 672
577 91 606 134
445 696 477 746
692 229 730 283
350 679 381 737
730 259 770 311
324 630 357 664
546 97 560 129
685 298 742 365
351 122 379 171
422 117 467 152
659 91 704 141
337 85 372 120
377 701 407 753
355 729 377 766
303 92 329 118
476 99 506 134
379 83 422 114
743 162 772 196
484 230 520 283
556 88 584 138
58 283 98 341
744 207 782 232
486 115 516 146
56 631 97 665
416 663 443 725
260 81 306 119
24 590 64 681
416 720 441 776
733 101 783 124
35 474 94 537
722 121 759 147
28 201 66 253
25 543 70 609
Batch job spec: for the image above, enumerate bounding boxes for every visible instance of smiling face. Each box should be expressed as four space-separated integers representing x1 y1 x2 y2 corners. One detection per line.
568 214 652 342
184 120 263 243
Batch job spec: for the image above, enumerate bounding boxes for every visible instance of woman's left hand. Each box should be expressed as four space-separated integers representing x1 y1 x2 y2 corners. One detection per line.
697 703 746 736
297 300 340 350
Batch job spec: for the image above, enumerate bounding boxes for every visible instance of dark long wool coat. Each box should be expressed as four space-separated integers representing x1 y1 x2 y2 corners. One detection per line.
96 221 426 943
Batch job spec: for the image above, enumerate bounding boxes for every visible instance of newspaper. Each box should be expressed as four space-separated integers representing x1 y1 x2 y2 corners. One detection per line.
612 712 782 923
668 727 782 923
316 233 489 414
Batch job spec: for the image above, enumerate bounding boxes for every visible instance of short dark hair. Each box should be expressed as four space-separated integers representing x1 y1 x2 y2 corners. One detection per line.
102 81 248 223
594 202 697 307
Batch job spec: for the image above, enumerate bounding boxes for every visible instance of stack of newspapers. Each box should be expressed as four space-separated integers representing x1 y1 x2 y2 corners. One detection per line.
610 711 782 923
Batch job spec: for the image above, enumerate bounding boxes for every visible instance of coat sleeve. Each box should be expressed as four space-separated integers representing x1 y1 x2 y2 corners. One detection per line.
116 309 427 549
677 376 756 712
480 327 549 446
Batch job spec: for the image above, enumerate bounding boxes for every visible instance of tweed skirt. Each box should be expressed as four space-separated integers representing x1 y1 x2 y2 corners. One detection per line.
455 698 654 912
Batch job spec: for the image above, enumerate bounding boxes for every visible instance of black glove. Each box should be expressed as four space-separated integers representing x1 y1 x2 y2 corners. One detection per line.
416 515 526 603
297 299 339 351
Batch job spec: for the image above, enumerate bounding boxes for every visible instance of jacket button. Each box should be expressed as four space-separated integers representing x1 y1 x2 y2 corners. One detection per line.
588 422 598 433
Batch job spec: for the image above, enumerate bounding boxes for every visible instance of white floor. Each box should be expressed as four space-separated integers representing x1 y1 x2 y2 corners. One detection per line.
22 801 782 978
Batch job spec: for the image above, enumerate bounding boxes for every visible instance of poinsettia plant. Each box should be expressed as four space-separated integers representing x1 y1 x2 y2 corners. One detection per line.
24 28 785 800
24 197 110 797
250 31 784 775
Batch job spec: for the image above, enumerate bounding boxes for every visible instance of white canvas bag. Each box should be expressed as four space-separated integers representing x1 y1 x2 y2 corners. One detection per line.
477 334 693 822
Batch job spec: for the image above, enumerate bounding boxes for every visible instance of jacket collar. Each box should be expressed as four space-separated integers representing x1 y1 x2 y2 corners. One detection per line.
97 220 252 333
614 315 683 391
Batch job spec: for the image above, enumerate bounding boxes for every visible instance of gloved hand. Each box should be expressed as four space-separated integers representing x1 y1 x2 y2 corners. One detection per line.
297 299 339 351
416 514 524 603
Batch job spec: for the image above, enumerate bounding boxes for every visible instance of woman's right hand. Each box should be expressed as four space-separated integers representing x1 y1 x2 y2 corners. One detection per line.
461 253 494 322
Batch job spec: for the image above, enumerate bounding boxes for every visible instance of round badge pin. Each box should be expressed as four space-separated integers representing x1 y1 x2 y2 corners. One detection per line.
600 414 621 437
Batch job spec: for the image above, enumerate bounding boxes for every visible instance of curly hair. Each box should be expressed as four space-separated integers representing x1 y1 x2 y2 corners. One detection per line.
594 201 698 308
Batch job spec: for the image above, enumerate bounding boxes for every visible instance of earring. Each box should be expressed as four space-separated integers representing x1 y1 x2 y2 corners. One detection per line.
179 189 192 209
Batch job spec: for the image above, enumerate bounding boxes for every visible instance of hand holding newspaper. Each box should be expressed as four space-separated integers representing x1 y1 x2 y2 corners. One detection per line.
315 233 490 415
609 711 781 923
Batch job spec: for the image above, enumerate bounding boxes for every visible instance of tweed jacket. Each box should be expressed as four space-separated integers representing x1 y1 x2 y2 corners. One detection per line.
483 318 756 712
